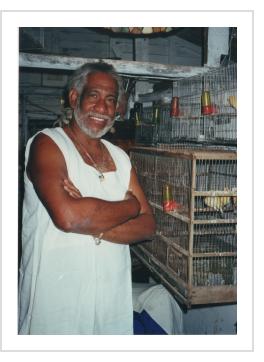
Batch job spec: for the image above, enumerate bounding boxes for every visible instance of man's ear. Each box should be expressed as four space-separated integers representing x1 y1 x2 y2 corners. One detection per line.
69 88 79 109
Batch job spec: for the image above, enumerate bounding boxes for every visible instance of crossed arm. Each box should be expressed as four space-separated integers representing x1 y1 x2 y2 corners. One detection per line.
27 133 156 244
63 169 156 244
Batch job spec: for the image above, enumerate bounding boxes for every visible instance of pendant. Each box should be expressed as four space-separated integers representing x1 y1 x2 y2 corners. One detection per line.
99 174 105 182
94 237 101 245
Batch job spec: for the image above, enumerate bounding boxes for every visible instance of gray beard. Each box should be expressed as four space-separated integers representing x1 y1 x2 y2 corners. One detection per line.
73 108 115 139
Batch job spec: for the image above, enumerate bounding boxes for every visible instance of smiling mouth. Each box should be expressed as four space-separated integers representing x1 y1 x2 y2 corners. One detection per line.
86 112 112 123
89 116 106 122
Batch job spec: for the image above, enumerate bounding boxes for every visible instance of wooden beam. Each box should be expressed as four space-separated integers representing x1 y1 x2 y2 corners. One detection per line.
191 285 236 304
19 52 208 80
130 145 237 160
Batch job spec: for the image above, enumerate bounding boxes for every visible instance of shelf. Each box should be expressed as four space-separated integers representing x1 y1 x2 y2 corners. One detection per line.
150 201 237 224
170 112 237 119
131 145 237 160
194 191 237 197
150 201 190 223
193 219 237 225
19 52 209 80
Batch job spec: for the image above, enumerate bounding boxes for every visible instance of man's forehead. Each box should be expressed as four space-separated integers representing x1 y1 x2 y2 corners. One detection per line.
85 71 117 84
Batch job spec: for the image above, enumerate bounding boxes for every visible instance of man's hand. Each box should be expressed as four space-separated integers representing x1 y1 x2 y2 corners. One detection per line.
63 179 82 199
124 190 141 215
100 168 156 244
124 190 135 200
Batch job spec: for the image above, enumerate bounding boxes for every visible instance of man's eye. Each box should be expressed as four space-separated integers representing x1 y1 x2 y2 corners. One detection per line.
107 97 117 104
83 92 97 99
88 93 97 98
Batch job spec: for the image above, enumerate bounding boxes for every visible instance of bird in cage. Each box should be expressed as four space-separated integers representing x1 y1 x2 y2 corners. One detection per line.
204 188 232 217
231 187 237 210
228 95 237 110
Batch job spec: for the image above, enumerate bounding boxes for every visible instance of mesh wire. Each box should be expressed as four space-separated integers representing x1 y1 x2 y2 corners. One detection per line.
135 64 237 146
192 256 237 286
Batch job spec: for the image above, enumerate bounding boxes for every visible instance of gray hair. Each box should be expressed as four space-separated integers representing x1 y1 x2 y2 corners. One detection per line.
67 61 124 105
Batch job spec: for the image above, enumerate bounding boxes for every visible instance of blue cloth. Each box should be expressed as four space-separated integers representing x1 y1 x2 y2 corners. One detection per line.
133 310 167 335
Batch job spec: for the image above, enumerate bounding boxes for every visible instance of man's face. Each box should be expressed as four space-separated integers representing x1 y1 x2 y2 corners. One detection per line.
74 71 118 138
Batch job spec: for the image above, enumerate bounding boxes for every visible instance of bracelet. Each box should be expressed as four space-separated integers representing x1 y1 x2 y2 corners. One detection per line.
93 232 104 245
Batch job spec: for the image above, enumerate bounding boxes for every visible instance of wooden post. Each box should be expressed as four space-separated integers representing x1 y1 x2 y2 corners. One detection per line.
188 157 196 301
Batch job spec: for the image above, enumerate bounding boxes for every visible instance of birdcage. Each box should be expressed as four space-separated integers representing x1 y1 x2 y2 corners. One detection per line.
172 75 203 117
203 63 237 115
155 64 237 146
130 147 237 307
135 104 171 146
135 106 157 145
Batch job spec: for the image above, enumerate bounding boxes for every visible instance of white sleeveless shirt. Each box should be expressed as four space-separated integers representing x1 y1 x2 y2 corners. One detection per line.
18 127 133 335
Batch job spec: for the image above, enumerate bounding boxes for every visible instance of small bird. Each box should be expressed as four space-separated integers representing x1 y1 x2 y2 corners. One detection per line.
204 188 231 217
228 95 237 110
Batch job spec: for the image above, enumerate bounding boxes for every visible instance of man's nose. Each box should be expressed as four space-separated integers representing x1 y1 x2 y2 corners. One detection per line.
93 97 107 113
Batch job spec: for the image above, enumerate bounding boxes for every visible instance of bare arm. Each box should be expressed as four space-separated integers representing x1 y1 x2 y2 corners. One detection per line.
64 167 156 244
27 133 140 235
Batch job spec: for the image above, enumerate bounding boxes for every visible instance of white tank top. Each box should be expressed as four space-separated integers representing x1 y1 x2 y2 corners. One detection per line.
18 127 133 335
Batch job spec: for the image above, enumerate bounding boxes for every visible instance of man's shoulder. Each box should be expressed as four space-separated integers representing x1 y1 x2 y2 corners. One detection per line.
28 127 66 154
30 127 54 143
38 127 62 138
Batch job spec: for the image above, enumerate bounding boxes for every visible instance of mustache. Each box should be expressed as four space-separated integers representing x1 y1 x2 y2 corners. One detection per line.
82 111 112 122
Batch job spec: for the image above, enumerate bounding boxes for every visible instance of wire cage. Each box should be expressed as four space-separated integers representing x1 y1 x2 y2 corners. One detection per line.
130 147 237 307
135 105 171 146
148 64 237 147
135 123 157 146
173 75 203 117
157 113 237 145
135 106 157 146
131 148 237 221
203 63 237 114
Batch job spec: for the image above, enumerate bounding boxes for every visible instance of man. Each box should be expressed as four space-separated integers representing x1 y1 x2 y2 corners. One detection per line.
18 62 156 335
